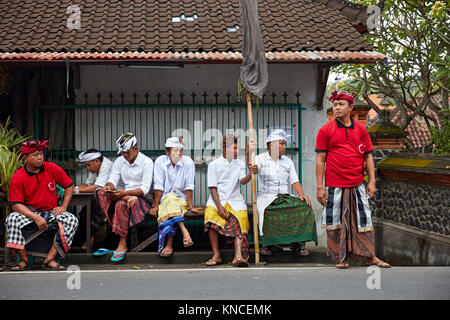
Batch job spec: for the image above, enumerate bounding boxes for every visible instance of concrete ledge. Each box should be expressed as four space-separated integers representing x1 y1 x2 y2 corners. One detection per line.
374 217 450 266
63 247 331 266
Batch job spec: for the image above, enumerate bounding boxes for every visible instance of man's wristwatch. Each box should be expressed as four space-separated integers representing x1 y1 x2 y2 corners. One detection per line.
75 186 79 194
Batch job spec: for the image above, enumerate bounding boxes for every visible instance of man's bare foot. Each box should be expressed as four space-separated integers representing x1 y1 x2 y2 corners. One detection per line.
160 247 173 257
205 255 222 266
336 260 350 269
42 258 65 270
182 232 194 247
10 259 29 271
81 236 95 250
232 258 249 267
366 257 391 268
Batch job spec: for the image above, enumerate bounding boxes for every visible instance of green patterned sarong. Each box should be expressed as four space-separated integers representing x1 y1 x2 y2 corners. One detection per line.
262 194 318 247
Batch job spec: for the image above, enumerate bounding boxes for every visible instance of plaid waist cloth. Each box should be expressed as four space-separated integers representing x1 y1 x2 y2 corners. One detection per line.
321 183 373 232
5 210 79 258
326 187 375 263
205 212 249 261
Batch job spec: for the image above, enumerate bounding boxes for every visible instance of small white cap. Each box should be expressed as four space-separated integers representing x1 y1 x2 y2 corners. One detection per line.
265 129 290 144
165 137 184 149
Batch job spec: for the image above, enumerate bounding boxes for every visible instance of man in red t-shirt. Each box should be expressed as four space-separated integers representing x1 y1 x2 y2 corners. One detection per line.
315 90 390 269
6 139 79 270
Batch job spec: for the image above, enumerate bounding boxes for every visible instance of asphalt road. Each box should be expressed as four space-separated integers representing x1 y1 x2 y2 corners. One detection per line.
1 266 449 300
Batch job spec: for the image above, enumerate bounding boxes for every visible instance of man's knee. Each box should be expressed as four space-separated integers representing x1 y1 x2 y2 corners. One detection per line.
5 212 21 226
115 200 128 210
58 211 79 226
94 190 107 202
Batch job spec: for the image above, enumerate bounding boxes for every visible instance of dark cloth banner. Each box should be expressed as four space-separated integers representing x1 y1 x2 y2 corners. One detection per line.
239 0 268 99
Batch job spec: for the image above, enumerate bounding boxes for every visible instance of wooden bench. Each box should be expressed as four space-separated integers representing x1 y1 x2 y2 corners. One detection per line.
129 205 256 252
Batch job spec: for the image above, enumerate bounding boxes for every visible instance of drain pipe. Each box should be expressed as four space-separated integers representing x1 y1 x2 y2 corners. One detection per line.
65 57 70 101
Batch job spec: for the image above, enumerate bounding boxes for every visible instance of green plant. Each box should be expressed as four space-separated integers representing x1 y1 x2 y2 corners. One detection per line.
430 109 450 154
0 116 29 150
0 146 22 202
0 116 30 205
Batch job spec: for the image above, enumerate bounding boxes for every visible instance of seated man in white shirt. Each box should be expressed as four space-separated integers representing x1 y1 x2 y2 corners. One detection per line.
94 133 154 262
246 129 317 257
76 149 114 193
204 135 258 267
150 137 202 258
74 149 114 249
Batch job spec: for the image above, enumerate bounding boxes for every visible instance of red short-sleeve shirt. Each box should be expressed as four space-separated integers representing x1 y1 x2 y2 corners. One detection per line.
9 162 73 211
315 118 374 187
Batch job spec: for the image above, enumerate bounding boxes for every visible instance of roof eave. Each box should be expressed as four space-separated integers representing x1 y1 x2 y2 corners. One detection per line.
0 51 387 65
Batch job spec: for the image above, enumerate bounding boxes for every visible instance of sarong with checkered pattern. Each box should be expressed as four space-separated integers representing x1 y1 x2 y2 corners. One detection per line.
5 210 79 258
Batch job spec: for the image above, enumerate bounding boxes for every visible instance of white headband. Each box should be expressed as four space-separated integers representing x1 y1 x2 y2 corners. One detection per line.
265 129 291 144
78 151 102 163
116 133 137 154
165 137 184 149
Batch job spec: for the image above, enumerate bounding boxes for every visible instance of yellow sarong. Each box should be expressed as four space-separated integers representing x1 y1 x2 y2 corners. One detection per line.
204 203 249 234
157 193 188 224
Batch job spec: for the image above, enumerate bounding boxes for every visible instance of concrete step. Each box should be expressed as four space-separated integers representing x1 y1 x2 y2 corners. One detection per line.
63 247 334 266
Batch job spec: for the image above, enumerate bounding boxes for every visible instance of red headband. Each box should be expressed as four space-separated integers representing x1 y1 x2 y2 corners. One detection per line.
329 90 354 104
21 140 49 155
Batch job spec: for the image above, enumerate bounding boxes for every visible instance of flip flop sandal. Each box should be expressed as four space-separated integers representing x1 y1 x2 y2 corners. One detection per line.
10 259 29 271
260 247 272 256
336 262 350 269
205 258 222 266
366 259 391 268
110 251 127 262
92 248 113 256
183 239 194 248
41 258 66 271
235 259 249 268
159 249 174 258
296 247 310 256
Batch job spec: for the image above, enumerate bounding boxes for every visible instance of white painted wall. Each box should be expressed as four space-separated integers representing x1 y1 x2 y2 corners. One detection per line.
75 63 328 246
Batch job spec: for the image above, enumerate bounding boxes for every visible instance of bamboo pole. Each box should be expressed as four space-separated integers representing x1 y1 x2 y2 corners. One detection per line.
246 92 260 264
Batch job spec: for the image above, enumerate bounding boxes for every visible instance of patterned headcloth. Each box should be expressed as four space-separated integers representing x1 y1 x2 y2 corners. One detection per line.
116 132 137 154
21 139 49 155
329 90 354 104
78 150 102 163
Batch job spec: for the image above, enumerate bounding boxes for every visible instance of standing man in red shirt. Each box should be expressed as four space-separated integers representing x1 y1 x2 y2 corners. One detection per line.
6 139 79 270
315 91 390 269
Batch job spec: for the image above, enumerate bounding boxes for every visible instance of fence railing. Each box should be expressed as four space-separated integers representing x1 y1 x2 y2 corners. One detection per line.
36 91 303 205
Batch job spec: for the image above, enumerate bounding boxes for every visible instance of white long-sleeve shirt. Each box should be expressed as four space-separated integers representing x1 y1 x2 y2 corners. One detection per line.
108 152 153 195
85 157 113 188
